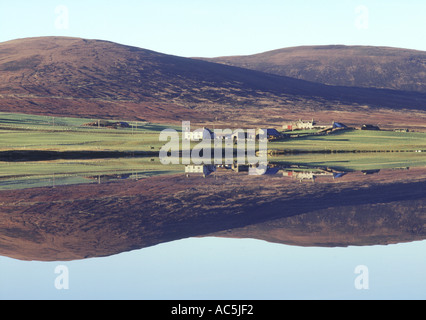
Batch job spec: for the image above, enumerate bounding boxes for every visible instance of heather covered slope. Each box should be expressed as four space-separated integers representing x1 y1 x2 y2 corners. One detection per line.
0 37 425 126
201 45 426 93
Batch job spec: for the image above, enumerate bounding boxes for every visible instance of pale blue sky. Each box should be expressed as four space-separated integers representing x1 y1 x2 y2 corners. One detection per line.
0 0 425 57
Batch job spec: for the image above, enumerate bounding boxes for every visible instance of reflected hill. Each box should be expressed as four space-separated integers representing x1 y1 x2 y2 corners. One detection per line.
0 164 425 261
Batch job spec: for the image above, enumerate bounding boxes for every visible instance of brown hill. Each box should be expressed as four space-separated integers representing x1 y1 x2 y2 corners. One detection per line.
0 37 426 127
201 45 426 93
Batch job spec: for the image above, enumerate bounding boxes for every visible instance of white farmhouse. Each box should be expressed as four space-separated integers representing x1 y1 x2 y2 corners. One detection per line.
183 127 214 141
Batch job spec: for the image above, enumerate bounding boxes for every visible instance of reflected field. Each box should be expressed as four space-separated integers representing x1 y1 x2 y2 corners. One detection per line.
1 152 425 190
0 153 424 262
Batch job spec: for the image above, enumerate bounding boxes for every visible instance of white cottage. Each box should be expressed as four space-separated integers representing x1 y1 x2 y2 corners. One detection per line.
183 127 214 141
185 165 216 177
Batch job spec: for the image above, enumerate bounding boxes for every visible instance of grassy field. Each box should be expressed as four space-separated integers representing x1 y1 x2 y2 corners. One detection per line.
0 112 424 193
270 152 426 172
269 129 426 152
0 112 180 152
1 152 424 190
1 112 425 157
0 157 184 190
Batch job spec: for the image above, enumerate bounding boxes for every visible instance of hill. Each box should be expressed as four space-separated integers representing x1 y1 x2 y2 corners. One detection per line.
200 45 426 93
0 37 425 127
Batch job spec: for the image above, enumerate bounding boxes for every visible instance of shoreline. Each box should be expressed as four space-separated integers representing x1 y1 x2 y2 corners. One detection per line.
0 150 159 162
0 148 424 162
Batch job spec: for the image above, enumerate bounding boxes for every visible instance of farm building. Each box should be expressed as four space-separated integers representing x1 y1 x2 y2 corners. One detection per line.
362 169 380 175
394 128 409 132
284 170 334 182
117 122 131 128
231 163 249 172
332 122 347 129
183 127 214 141
361 124 380 131
83 120 131 129
283 119 316 131
231 131 249 141
256 166 280 175
256 128 282 140
214 130 257 141
185 165 216 177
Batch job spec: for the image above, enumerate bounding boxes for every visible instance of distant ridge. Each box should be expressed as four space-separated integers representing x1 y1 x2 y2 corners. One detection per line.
199 45 426 93
0 37 425 126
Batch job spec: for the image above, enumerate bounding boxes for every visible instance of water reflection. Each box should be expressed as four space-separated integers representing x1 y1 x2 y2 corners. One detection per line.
183 162 349 181
0 155 424 262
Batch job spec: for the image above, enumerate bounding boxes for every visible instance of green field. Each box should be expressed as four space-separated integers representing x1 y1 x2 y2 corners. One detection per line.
269 152 426 172
0 112 425 168
0 157 184 190
269 129 426 152
1 112 425 154
0 151 424 190
0 110 424 191
0 112 180 152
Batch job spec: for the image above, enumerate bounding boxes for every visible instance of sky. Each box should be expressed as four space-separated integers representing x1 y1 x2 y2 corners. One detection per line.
0 0 425 57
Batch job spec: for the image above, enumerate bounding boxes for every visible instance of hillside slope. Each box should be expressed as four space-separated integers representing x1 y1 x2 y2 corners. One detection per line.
0 38 425 126
201 45 426 93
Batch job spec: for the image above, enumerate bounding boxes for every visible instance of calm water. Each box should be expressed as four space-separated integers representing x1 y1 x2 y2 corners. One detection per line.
2 237 426 300
0 158 425 300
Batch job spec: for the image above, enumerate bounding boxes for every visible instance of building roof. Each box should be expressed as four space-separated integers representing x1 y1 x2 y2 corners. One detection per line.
266 128 281 136
333 122 347 128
